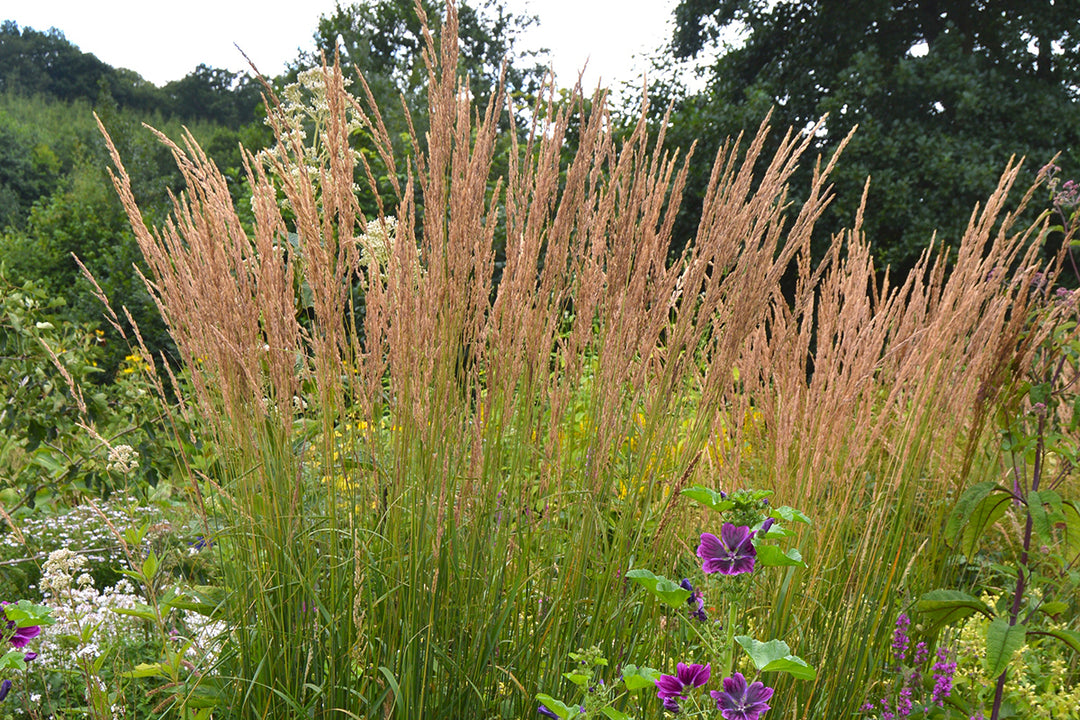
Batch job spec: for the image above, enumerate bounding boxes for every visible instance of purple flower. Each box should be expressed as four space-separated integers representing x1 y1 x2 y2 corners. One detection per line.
932 647 956 706
662 696 681 714
698 524 757 575
759 518 775 534
710 673 774 720
680 579 708 622
3 604 40 649
913 642 929 666
23 651 37 662
0 679 10 702
892 614 910 661
656 662 711 700
537 706 559 719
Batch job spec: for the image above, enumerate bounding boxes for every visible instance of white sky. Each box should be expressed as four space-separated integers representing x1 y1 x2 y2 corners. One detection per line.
0 0 681 90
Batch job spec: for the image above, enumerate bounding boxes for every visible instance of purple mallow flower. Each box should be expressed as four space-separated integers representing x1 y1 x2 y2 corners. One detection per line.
656 662 711 700
662 696 681 714
2 604 41 649
537 706 559 719
710 672 774 720
698 524 756 575
680 579 708 622
0 679 10 703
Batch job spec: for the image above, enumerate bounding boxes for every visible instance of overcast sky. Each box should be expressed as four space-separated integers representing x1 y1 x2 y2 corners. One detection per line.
1 0 681 90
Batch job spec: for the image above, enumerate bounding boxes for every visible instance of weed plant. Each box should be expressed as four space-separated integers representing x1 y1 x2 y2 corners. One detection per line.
81 3 1070 718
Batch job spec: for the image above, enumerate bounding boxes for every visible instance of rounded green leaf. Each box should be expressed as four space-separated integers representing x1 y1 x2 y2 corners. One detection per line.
625 569 692 608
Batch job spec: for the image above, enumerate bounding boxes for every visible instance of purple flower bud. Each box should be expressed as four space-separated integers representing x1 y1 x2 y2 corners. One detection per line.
0 679 10 702
760 517 775 534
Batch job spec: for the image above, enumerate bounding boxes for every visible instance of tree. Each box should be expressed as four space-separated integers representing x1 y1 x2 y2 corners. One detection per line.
662 0 1080 274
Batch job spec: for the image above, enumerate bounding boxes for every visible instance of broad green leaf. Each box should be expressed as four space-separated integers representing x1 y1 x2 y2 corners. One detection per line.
735 636 815 679
756 545 806 568
563 672 590 687
621 664 661 691
984 619 1027 678
625 569 692 609
1 600 55 626
602 708 631 720
681 485 733 513
735 636 790 669
0 649 27 671
770 506 811 525
915 590 993 633
1061 501 1080 558
761 656 816 680
536 694 580 719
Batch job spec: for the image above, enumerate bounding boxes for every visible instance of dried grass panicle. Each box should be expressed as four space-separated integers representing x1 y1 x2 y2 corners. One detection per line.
97 0 1053 523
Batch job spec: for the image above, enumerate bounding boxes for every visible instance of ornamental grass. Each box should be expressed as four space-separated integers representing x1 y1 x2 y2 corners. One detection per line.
91 2 1065 718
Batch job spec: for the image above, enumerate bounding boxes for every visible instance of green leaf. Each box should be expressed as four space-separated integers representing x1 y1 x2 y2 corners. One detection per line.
601 708 631 720
734 636 816 680
141 550 160 581
984 619 1027 678
681 485 734 513
946 482 1006 550
1 600 55 626
761 655 816 680
958 487 1014 556
915 590 994 633
563 672 590 687
1034 628 1080 654
113 604 159 622
622 664 661 691
0 649 28 672
756 545 806 568
1027 491 1052 544
535 694 580 719
770 506 811 525
1037 601 1069 617
625 569 692 609
122 662 170 679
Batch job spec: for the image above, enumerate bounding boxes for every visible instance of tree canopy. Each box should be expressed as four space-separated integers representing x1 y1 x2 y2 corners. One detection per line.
663 0 1080 273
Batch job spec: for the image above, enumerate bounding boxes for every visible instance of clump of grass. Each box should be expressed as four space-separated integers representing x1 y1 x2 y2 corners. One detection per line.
92 1 1058 718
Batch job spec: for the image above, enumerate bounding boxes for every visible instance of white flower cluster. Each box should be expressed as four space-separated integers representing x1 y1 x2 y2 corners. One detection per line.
359 216 396 270
105 444 140 474
259 67 364 205
34 548 149 669
1 495 160 571
181 609 230 667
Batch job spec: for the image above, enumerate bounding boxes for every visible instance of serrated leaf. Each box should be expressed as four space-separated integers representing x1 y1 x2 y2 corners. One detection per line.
756 545 805 568
0 649 27 672
915 590 993 633
141 550 160 581
622 664 661 691
681 485 733 513
625 569 692 609
984 619 1026 678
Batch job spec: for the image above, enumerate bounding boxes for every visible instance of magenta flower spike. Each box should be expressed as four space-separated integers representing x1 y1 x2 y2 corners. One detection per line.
698 523 757 575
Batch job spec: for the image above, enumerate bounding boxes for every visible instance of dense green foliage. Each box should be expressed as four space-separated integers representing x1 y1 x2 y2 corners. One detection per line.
660 0 1080 273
